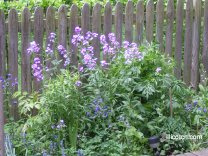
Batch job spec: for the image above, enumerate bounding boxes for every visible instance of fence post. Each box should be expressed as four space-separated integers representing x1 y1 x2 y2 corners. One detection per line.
0 82 5 156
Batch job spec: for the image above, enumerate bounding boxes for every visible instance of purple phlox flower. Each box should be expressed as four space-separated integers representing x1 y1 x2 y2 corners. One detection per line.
108 33 116 42
46 46 53 54
75 27 82 34
79 66 84 73
156 67 162 73
100 35 107 45
204 108 207 113
27 41 40 54
75 80 82 87
123 41 130 48
32 57 43 81
57 45 70 66
123 41 143 64
101 60 109 67
185 104 192 111
49 32 56 43
72 34 84 46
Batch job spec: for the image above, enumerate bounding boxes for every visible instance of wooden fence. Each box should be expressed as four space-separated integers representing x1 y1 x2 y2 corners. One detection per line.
0 0 208 121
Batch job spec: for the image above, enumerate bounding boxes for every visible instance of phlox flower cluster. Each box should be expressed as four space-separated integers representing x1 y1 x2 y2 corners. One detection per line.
46 32 56 54
72 27 98 70
100 33 120 57
32 57 43 81
27 41 44 81
123 41 143 64
57 45 70 67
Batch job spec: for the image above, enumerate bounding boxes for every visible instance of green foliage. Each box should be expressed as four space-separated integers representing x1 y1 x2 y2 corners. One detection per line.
4 44 208 155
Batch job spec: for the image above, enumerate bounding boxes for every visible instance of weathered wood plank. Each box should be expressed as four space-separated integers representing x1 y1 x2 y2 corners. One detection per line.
8 9 19 120
104 2 112 60
156 0 164 51
81 3 90 34
70 4 79 67
92 3 101 64
165 0 174 56
136 0 144 44
0 10 5 78
174 0 184 79
58 5 67 68
46 6 56 69
21 8 31 93
191 0 201 89
115 2 123 45
125 0 133 43
146 0 154 43
0 81 4 156
33 7 44 92
183 0 193 86
202 0 208 74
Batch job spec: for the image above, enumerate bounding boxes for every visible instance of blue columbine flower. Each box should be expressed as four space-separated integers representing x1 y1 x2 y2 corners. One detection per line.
185 104 192 111
193 101 198 107
204 108 207 113
77 149 84 156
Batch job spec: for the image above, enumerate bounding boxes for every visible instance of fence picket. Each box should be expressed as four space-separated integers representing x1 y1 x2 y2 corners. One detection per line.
174 0 184 79
0 10 5 78
165 0 174 56
92 3 101 64
21 8 31 93
81 3 90 35
70 4 79 67
125 0 133 43
146 0 154 43
104 2 112 60
191 0 201 89
34 7 44 92
58 5 67 68
202 0 208 74
115 2 123 45
156 0 164 51
184 0 193 86
136 0 144 44
46 6 56 69
8 9 19 120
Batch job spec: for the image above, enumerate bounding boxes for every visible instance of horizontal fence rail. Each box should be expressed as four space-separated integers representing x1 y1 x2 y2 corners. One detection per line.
0 0 208 120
